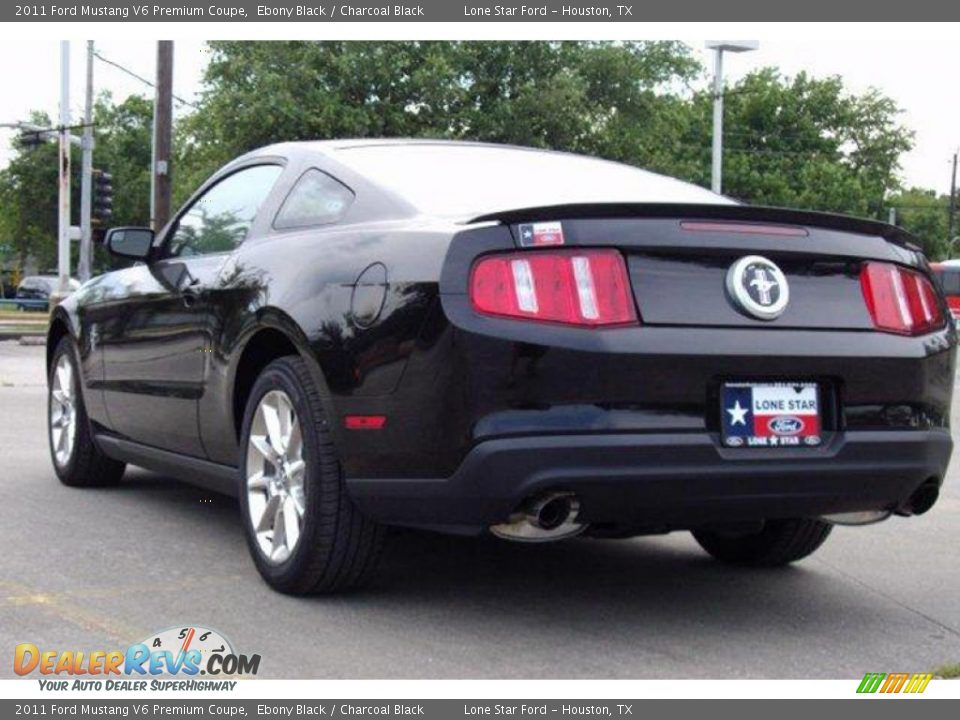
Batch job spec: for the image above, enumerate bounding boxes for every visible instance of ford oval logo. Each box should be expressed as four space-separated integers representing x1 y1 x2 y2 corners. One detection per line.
768 416 804 436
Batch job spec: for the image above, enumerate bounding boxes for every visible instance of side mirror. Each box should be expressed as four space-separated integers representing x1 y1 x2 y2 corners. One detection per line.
105 227 154 261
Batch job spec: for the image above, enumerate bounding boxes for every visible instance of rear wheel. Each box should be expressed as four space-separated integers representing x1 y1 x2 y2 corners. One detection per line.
693 518 832 567
238 356 384 594
48 337 126 487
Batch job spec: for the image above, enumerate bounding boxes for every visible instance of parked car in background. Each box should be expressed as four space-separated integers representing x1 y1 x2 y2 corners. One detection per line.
45 140 955 595
930 260 960 325
15 276 81 311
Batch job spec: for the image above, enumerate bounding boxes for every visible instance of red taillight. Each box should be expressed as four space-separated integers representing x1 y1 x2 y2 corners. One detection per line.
470 249 638 327
860 262 943 336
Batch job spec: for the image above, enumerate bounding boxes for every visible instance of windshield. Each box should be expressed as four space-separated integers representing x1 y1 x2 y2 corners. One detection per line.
336 144 732 218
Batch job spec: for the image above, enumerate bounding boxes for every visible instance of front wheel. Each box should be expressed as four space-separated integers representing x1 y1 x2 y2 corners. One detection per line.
238 356 384 594
693 518 832 567
48 337 126 487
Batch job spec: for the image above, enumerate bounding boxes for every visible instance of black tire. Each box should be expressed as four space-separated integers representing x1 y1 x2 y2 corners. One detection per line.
238 356 384 594
693 518 832 567
48 337 126 487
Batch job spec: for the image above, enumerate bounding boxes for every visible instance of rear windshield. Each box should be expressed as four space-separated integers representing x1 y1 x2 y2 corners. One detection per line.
335 144 732 218
934 268 960 296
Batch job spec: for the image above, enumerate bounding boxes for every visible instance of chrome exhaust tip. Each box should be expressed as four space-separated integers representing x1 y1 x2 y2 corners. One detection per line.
896 480 940 517
821 510 892 526
490 492 586 542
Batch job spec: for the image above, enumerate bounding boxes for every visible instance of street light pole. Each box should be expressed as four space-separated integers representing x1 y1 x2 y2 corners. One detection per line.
705 41 759 195
710 49 724 194
949 150 958 255
79 40 95 283
56 40 71 298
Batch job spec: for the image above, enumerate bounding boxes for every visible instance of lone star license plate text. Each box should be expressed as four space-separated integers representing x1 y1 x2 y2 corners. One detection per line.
721 382 822 448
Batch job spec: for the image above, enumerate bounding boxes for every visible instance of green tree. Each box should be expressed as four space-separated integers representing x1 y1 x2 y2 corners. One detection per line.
0 112 61 273
0 95 153 279
93 93 153 228
676 69 914 217
176 41 700 201
888 188 951 259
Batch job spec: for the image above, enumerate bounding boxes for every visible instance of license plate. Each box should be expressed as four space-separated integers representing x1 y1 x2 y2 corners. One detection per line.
721 382 822 448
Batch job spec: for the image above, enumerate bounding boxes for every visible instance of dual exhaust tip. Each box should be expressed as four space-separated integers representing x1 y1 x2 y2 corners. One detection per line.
822 479 940 526
490 491 585 542
492 480 942 539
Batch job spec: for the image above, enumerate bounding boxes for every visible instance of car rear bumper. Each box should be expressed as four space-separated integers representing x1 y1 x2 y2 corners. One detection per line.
345 428 952 534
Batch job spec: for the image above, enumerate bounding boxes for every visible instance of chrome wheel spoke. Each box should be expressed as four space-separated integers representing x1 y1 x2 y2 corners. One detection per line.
247 472 268 491
256 494 280 533
246 389 307 565
260 399 286 456
282 496 301 549
270 500 287 560
49 354 78 468
285 418 302 464
286 459 305 482
290 487 306 517
56 363 72 398
250 435 278 464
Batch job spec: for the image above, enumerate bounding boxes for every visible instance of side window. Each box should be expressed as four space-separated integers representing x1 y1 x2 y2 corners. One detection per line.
274 169 355 229
167 164 283 258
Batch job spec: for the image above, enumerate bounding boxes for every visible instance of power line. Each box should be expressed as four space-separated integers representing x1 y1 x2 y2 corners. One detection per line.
92 51 198 109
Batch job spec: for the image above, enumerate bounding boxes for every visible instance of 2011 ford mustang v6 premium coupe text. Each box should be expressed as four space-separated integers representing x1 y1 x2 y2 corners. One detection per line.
46 140 955 593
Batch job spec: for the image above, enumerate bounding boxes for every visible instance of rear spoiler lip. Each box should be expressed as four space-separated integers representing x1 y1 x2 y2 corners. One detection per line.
467 203 921 252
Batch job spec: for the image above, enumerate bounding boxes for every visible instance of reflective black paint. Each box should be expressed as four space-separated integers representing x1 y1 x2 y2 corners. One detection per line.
48 144 956 534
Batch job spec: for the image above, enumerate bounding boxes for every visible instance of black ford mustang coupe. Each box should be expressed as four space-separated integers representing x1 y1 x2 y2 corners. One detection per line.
47 140 955 593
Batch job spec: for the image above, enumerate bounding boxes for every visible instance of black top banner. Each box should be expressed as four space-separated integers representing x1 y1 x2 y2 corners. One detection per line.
7 1 959 21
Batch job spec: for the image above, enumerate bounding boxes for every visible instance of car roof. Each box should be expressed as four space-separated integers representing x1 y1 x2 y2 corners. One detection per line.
237 139 732 219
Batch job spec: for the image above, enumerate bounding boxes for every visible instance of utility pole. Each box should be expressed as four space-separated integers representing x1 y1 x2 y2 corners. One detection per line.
151 40 174 231
56 40 71 299
949 151 958 256
78 41 95 283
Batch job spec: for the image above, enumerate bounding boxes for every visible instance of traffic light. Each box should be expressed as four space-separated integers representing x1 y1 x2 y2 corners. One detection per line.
92 169 113 227
15 131 45 150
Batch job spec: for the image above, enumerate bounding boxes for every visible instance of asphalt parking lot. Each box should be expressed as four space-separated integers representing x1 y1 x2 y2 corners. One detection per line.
1 338 958 679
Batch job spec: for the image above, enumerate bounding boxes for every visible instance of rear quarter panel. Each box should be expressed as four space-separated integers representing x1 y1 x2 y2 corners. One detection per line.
199 219 456 465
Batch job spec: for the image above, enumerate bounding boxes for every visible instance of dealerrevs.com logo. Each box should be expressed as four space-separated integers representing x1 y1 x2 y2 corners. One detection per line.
14 626 260 691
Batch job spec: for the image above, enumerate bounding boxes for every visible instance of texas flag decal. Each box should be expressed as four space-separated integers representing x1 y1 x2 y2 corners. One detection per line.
721 382 822 448
518 221 565 247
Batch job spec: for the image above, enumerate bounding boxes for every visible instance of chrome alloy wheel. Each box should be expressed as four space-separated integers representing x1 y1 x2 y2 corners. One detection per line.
49 353 77 468
246 390 306 564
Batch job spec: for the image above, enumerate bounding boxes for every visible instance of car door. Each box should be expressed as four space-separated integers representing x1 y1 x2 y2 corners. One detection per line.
99 163 284 457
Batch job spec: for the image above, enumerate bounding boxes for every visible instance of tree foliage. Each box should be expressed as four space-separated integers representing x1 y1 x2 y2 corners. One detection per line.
93 93 153 228
2 41 954 278
175 40 700 200
675 70 915 217
0 112 61 272
889 188 953 259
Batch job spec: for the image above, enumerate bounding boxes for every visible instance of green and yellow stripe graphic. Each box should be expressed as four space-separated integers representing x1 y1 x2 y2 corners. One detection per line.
857 672 933 694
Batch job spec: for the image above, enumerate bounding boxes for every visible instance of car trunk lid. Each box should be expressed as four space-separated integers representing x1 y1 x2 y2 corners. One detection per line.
480 205 926 331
